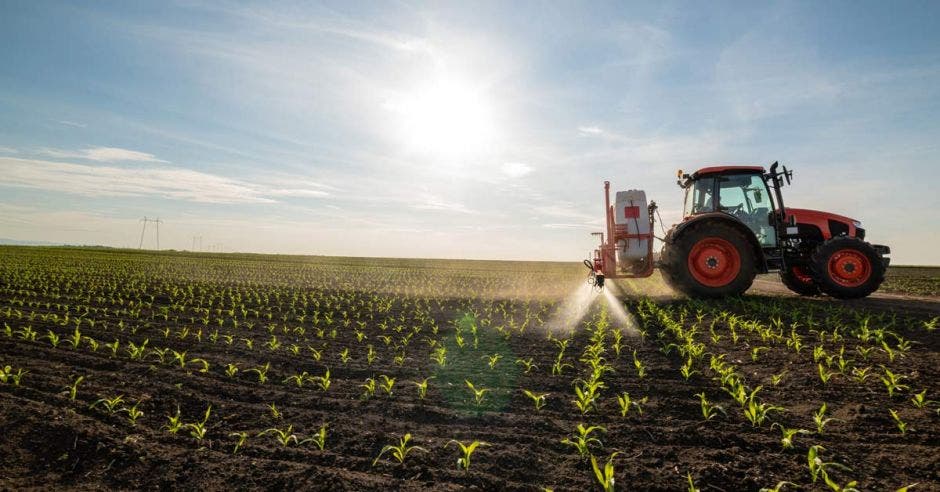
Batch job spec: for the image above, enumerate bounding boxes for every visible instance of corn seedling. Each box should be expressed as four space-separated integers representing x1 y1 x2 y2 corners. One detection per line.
268 402 281 420
807 445 853 484
431 346 447 367
880 366 909 398
590 451 620 492
743 387 782 427
91 394 125 415
888 409 909 435
911 390 937 409
632 349 647 378
484 353 502 370
284 371 311 387
695 392 725 421
312 368 331 391
617 392 647 417
465 380 489 406
818 363 836 384
759 481 797 492
361 377 377 399
259 424 298 446
122 401 145 426
187 405 212 441
413 377 431 400
687 472 700 492
164 405 184 434
300 423 328 450
372 433 427 466
446 439 487 472
522 389 548 411
560 423 605 459
225 363 239 378
377 374 395 396
813 403 843 434
230 431 249 454
246 362 271 384
66 375 85 401
771 423 810 450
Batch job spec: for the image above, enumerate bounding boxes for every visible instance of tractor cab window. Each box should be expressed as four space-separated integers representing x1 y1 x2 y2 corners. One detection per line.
717 174 777 247
683 177 716 216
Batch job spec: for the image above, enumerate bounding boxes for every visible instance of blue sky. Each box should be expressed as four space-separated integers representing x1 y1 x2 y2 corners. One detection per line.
1 1 938 264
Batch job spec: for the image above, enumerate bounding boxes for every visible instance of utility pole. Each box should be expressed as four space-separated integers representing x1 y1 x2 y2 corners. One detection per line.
139 217 163 250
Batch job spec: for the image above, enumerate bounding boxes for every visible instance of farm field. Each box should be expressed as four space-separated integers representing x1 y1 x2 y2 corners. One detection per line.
1 246 938 491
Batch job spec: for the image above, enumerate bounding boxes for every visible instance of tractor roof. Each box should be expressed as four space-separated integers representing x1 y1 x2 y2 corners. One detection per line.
692 165 765 177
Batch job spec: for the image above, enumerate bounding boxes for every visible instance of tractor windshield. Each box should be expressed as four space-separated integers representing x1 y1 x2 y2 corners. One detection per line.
683 177 716 216
717 173 777 247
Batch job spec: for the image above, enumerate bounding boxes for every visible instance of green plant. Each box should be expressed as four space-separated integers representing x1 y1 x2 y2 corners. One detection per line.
312 368 331 391
372 433 427 466
246 362 270 384
880 366 909 398
742 386 782 427
379 374 395 396
361 377 377 400
522 389 548 411
268 402 282 420
818 363 836 384
695 392 725 421
259 424 299 446
301 423 328 450
230 431 249 454
813 403 843 435
758 481 797 492
446 439 487 472
123 401 145 426
632 349 646 378
186 405 212 441
771 423 810 450
617 392 647 417
807 445 856 490
164 405 184 434
66 375 85 401
225 363 239 378
560 423 605 459
590 451 621 492
90 394 125 415
888 409 909 435
911 390 937 409
515 358 537 374
413 377 431 400
465 380 489 406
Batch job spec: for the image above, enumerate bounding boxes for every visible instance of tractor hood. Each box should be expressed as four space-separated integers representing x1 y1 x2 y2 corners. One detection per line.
785 208 858 225
785 208 862 240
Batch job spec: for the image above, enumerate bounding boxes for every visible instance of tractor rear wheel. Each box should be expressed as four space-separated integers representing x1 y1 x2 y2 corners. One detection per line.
809 237 885 299
661 222 756 298
779 266 821 296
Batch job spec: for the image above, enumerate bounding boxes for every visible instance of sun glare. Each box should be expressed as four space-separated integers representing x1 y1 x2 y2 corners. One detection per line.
386 76 497 158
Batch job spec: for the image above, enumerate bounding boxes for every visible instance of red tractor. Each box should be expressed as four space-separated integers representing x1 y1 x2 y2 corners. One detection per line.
586 162 890 299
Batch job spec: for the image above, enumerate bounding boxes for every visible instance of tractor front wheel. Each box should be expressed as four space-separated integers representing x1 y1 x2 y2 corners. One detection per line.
779 266 821 297
661 222 756 298
809 237 885 299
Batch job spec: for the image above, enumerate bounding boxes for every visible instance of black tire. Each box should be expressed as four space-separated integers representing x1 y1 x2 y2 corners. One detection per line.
809 236 885 299
779 266 821 297
660 221 757 298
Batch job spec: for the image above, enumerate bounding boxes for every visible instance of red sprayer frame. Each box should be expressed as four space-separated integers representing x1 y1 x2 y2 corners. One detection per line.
591 181 657 280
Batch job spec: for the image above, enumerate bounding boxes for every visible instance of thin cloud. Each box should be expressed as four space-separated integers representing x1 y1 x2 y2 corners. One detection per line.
501 162 533 178
39 146 168 163
578 126 605 136
57 120 88 128
0 157 330 204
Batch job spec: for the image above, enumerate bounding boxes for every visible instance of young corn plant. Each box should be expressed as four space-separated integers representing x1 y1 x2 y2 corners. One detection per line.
230 432 249 454
515 358 537 374
187 405 212 441
522 389 548 412
617 392 647 417
260 424 299 446
911 390 938 409
122 401 145 426
164 406 184 434
888 409 909 435
66 375 85 401
361 377 377 400
312 368 331 391
246 362 270 384
880 366 910 398
379 374 395 397
590 451 621 492
771 423 810 450
90 394 125 415
813 403 843 435
484 353 502 370
807 445 855 490
632 349 647 379
301 423 328 450
742 387 782 427
560 423 605 459
413 377 431 400
268 402 282 420
372 433 427 466
465 380 489 407
818 363 836 384
446 440 488 472
695 392 725 421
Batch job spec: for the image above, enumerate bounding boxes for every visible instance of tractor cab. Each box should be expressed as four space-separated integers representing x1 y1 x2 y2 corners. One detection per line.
679 166 778 248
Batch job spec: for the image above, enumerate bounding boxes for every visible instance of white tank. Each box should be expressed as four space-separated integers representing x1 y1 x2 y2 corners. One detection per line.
614 190 650 261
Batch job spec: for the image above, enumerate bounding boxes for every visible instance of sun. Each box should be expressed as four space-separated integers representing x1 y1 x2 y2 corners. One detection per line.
385 76 497 158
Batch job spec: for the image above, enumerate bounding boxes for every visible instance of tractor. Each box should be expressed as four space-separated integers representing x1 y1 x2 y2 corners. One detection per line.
585 162 890 299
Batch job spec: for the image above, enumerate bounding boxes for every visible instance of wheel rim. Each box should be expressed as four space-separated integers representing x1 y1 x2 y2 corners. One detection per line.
687 237 741 287
792 266 813 285
827 249 871 288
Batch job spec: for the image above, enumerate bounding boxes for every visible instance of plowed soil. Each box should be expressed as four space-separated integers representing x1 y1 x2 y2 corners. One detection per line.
1 247 938 491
